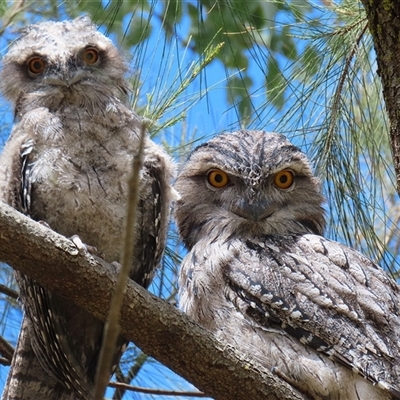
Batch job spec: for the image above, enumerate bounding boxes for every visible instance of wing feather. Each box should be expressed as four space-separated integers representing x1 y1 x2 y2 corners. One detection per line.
226 234 400 396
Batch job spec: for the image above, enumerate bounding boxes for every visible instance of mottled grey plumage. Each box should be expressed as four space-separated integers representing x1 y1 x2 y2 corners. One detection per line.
176 130 400 400
0 17 175 399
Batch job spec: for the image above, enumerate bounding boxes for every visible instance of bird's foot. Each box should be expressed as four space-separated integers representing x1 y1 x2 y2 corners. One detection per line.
70 234 97 256
38 220 51 229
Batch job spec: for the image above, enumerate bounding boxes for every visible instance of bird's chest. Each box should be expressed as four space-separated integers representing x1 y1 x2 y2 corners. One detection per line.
26 111 135 258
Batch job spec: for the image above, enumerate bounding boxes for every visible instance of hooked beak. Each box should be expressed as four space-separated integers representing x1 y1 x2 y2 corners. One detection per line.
45 71 85 87
232 198 276 221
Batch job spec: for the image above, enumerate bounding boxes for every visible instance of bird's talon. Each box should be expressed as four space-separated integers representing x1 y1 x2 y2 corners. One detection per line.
38 220 51 229
70 235 97 255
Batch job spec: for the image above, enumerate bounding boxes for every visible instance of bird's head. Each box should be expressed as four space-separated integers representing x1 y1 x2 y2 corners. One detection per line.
0 16 128 114
174 130 325 250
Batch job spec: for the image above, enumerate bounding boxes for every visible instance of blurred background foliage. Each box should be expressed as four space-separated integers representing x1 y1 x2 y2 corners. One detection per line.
0 0 398 399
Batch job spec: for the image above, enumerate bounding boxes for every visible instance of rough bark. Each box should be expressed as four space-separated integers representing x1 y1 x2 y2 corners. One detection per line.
0 201 306 400
360 0 400 191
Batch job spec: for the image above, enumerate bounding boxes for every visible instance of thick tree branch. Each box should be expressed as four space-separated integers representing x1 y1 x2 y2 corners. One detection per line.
0 200 306 400
360 1 400 191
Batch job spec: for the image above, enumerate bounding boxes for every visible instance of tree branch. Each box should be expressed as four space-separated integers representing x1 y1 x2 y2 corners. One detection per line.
108 382 208 397
0 200 306 400
0 284 18 300
360 0 400 191
94 121 147 400
0 336 13 364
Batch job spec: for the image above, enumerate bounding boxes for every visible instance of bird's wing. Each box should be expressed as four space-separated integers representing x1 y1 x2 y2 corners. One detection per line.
19 138 34 215
132 154 172 288
9 132 96 398
225 234 400 397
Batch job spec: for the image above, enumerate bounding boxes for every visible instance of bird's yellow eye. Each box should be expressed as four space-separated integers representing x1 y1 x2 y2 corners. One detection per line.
27 57 46 75
273 169 294 189
81 47 100 65
207 170 230 188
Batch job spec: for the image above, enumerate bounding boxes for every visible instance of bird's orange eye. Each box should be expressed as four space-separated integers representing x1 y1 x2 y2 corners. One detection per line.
27 57 46 75
207 170 229 188
273 169 294 189
81 47 100 65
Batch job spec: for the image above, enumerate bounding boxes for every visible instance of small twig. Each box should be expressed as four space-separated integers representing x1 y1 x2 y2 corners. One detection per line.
108 382 208 397
0 357 11 366
0 0 27 36
112 352 148 400
323 20 369 162
0 283 18 300
0 335 14 362
93 122 147 400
